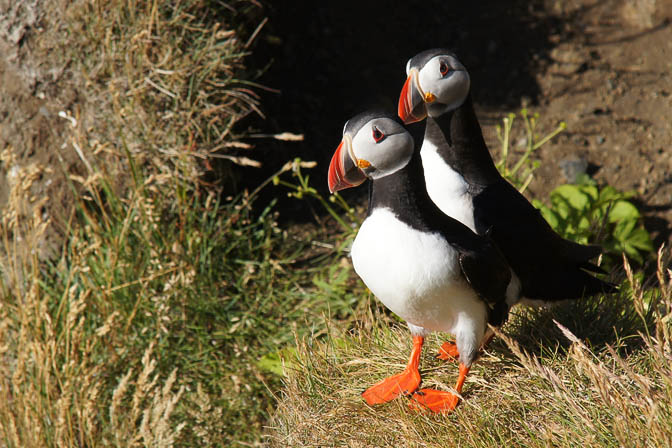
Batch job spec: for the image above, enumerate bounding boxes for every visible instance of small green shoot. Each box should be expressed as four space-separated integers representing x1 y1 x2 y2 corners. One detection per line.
496 109 567 192
273 157 360 237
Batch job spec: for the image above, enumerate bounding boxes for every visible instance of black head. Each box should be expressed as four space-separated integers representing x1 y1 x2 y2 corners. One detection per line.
399 49 471 124
328 111 414 192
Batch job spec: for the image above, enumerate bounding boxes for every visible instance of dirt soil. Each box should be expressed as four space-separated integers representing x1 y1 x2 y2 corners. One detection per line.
506 0 672 248
250 0 672 248
1 0 671 249
0 0 83 258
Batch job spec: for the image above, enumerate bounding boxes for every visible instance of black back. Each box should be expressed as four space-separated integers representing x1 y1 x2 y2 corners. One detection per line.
424 93 615 300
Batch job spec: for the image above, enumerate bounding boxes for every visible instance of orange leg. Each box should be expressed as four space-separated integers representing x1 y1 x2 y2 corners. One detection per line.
437 331 496 361
437 341 459 361
410 363 471 413
362 336 424 405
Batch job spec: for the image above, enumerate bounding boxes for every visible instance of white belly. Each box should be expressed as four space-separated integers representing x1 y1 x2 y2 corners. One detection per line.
421 142 476 232
350 208 487 336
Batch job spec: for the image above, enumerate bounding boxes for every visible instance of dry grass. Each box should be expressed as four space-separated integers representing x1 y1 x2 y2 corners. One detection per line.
0 2 360 442
270 252 672 447
2 0 265 264
63 0 264 189
1 131 331 446
0 149 186 446
0 1 304 446
3 1 668 447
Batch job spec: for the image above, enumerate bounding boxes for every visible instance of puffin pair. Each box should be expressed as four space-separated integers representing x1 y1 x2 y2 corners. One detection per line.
327 49 613 413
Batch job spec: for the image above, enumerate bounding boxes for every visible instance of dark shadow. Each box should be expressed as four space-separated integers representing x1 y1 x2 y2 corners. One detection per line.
492 290 654 361
586 162 601 177
633 196 672 250
493 246 670 360
225 0 573 216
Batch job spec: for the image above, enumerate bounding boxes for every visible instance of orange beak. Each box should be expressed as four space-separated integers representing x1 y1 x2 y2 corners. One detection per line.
327 139 367 193
398 69 428 124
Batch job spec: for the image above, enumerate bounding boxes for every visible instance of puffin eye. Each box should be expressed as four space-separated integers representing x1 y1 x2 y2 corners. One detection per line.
372 126 385 143
439 61 451 76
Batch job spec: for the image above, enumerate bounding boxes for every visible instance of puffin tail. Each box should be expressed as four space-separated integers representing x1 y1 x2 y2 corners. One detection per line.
579 269 619 297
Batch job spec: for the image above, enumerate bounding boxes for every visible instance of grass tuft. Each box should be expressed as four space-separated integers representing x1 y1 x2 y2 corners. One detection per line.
61 0 265 199
0 138 365 445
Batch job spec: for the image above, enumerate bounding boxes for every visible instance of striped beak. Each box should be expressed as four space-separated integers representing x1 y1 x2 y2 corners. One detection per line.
327 137 367 193
398 69 428 124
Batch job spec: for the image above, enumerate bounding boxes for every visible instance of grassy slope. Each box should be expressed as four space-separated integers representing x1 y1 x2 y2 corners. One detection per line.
271 262 672 447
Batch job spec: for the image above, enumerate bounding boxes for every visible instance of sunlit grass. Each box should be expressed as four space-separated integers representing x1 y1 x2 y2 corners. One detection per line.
270 252 672 447
0 140 365 445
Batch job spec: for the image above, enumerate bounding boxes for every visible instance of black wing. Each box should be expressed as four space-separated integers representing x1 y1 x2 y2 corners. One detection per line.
473 179 615 300
457 238 512 327
428 204 513 327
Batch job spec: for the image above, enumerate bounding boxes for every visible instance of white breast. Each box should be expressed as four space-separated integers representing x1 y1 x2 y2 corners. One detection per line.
350 208 486 337
420 140 476 232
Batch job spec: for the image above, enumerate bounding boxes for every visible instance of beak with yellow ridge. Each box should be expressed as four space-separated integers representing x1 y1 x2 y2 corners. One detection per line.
398 68 430 124
327 136 368 193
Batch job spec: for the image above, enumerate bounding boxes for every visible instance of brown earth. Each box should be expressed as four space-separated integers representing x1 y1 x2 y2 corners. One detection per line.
485 0 672 247
0 0 84 259
1 0 671 251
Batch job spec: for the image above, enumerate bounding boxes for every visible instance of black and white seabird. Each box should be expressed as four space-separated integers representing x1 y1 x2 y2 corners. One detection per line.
327 111 517 413
398 49 615 301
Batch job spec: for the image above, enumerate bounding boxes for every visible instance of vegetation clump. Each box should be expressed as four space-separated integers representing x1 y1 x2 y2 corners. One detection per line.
1 1 346 446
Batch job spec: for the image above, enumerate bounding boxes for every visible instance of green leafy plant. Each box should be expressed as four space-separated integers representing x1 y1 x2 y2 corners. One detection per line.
496 109 567 192
496 109 653 265
533 184 653 264
273 157 360 238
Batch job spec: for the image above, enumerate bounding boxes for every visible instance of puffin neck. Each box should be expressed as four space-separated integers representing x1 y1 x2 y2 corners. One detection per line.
424 94 501 187
369 149 443 232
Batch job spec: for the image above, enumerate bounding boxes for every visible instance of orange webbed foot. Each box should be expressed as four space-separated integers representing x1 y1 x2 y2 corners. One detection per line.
363 335 425 406
362 367 421 405
409 388 461 413
437 341 459 361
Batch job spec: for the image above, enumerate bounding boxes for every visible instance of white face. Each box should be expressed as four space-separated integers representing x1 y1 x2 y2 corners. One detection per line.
417 55 470 115
349 118 414 180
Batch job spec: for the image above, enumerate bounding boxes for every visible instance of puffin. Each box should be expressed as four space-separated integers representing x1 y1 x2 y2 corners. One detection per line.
398 49 615 302
327 111 519 413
